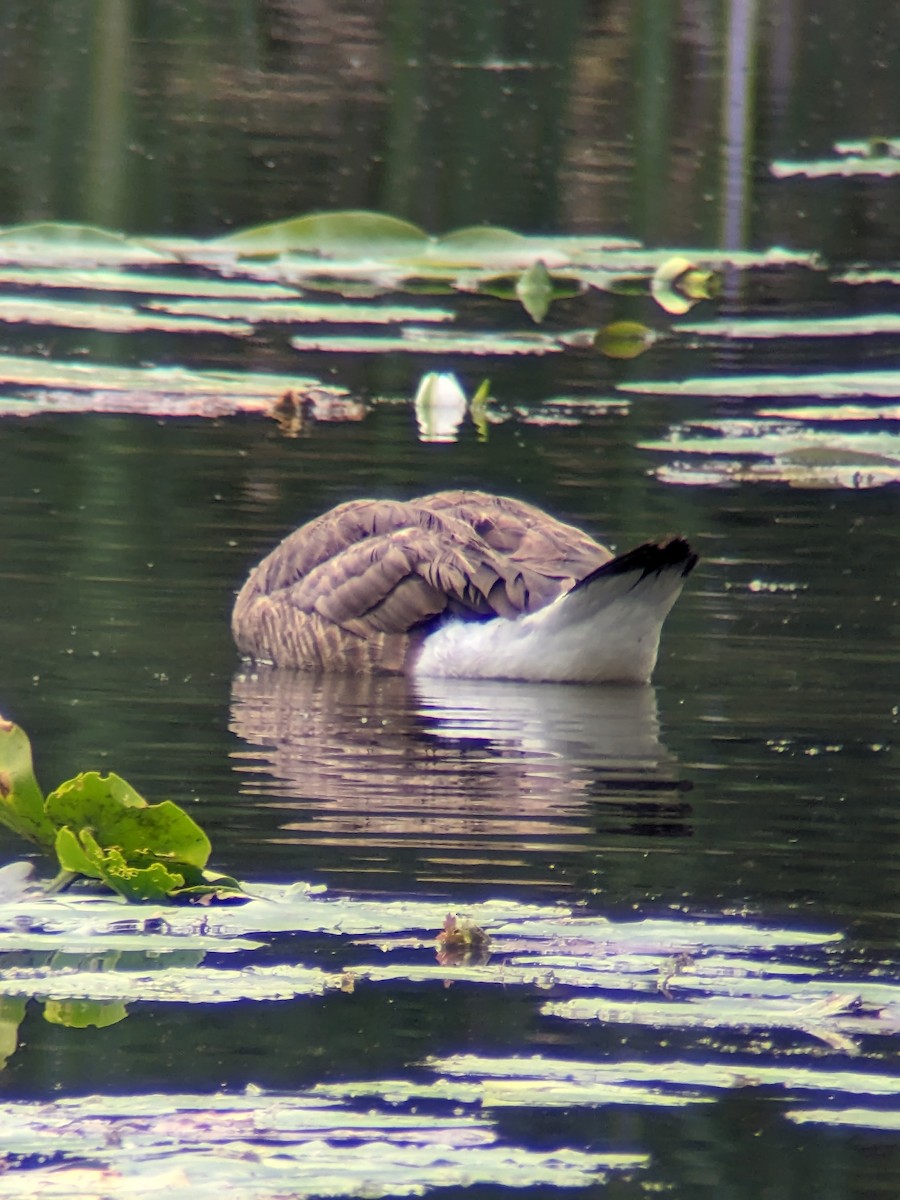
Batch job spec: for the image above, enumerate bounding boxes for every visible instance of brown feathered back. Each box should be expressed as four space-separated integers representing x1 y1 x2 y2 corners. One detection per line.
232 490 613 672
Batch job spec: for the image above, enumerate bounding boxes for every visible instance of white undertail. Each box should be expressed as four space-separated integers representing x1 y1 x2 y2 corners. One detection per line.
414 547 692 684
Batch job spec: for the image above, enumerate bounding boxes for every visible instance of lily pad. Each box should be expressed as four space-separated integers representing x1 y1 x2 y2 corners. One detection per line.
0 294 252 335
787 1108 900 1131
594 320 657 359
674 313 900 339
216 210 429 257
0 961 346 1004
43 997 128 1029
515 258 554 322
0 266 303 299
290 328 564 356
0 353 350 420
0 1091 638 1199
771 156 900 178
0 221 166 265
758 403 900 422
147 297 454 325
642 419 900 489
621 369 900 399
0 221 140 247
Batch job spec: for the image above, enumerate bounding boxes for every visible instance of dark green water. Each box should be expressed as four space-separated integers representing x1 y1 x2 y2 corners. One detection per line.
0 3 898 1198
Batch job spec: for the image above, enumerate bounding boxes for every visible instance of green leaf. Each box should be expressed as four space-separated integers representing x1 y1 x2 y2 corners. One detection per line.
0 996 26 1069
428 226 565 270
0 716 55 849
45 771 211 869
469 379 492 443
515 260 553 323
0 221 136 246
54 825 102 878
56 824 187 900
595 320 657 360
648 256 721 314
216 210 428 257
98 849 186 902
167 863 245 900
43 998 129 1029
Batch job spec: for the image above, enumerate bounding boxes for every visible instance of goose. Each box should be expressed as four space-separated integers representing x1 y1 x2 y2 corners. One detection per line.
231 490 697 683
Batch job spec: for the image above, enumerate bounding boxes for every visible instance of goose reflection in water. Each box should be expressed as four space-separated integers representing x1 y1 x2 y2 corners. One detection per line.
229 668 692 887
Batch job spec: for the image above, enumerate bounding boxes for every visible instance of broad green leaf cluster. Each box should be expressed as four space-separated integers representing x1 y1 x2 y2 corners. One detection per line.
0 716 240 902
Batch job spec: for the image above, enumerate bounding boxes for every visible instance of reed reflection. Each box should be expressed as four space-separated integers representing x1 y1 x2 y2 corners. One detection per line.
229 667 690 886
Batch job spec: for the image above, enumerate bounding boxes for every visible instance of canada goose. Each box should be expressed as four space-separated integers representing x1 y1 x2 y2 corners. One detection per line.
232 490 697 683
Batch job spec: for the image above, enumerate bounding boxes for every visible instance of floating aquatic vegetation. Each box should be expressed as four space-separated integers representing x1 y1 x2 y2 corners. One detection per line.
0 211 830 425
146 296 455 326
0 1089 635 1199
674 313 900 339
787 1107 900 1131
593 320 657 359
0 294 252 335
650 255 721 315
0 875 849 1013
0 960 345 1004
0 718 241 902
290 327 565 356
758 403 900 422
415 1053 900 1113
0 221 167 266
0 265 302 298
834 267 900 287
641 418 900 489
0 353 350 420
621 369 900 399
772 155 900 178
834 137 900 158
215 209 431 258
514 258 554 321
542 989 897 1049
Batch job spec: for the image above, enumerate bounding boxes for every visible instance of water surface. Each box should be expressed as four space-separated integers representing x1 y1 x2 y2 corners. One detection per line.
0 4 898 1198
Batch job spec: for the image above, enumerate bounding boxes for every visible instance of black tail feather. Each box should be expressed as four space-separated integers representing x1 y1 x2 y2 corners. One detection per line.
572 537 698 594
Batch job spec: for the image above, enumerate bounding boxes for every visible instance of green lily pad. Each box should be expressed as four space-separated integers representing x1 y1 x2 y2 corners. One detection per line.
146 297 454 326
595 320 657 359
0 266 302 299
0 294 252 336
0 1091 637 1198
771 156 900 178
290 328 564 356
621 369 900 399
45 771 210 868
0 997 25 1070
426 225 568 270
675 313 900 339
43 998 129 1029
515 259 554 322
0 222 142 247
650 256 721 314
0 717 55 849
0 222 166 265
216 210 429 257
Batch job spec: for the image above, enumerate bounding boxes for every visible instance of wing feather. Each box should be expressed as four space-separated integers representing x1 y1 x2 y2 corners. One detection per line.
232 491 615 670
